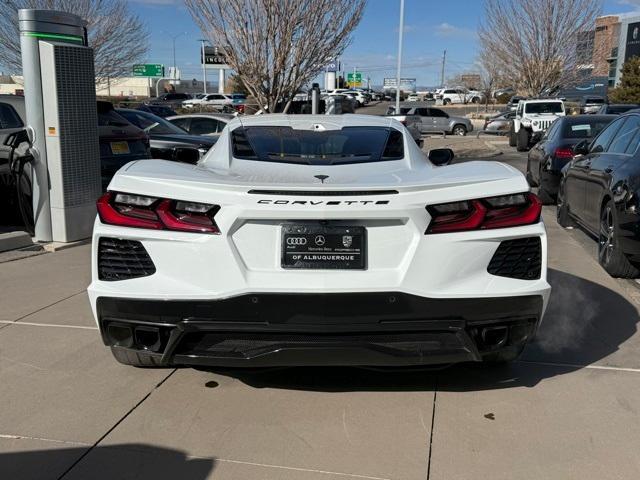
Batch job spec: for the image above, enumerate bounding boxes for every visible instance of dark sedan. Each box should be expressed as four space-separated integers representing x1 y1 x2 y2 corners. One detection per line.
527 115 615 204
596 104 640 115
115 108 218 161
557 112 640 277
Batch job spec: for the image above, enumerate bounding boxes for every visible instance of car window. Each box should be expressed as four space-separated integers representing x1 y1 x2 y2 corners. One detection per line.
169 117 190 131
524 102 564 114
516 103 524 116
0 103 23 129
231 126 404 164
543 120 560 140
117 110 186 135
189 118 220 135
428 108 447 118
590 117 626 153
561 119 613 139
608 115 640 154
414 108 429 116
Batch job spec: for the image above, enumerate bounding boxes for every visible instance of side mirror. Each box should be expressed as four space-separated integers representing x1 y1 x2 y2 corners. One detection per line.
428 148 454 166
573 139 589 156
173 147 200 164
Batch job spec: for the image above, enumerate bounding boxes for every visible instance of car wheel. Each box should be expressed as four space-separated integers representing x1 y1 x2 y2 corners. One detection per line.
110 347 165 367
508 125 517 147
452 124 467 136
516 128 530 151
443 98 451 105
598 199 640 278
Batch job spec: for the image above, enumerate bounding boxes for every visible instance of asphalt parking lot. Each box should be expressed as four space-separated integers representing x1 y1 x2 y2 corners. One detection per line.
2 147 640 480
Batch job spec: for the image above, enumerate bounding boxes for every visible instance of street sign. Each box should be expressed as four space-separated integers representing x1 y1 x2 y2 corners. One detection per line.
347 72 362 87
132 64 164 77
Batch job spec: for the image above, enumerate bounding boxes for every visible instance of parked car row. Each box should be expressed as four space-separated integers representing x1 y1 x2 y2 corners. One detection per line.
496 97 640 279
0 94 229 232
386 104 473 136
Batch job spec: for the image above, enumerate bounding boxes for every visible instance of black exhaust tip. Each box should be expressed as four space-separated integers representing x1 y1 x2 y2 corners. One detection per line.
134 326 161 352
107 323 134 348
480 325 509 349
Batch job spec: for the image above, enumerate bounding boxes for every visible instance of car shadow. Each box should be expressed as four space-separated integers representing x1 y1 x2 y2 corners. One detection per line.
0 443 214 480
198 268 639 393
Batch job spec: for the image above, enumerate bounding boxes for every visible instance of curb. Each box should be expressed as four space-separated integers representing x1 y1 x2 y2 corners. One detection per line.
0 231 33 253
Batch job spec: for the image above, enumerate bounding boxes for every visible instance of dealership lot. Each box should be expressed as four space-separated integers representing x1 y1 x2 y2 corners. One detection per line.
0 149 639 480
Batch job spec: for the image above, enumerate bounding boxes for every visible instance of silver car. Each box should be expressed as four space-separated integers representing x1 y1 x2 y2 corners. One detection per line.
386 105 473 136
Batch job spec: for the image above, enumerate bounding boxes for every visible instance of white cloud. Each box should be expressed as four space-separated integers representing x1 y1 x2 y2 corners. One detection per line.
434 22 476 39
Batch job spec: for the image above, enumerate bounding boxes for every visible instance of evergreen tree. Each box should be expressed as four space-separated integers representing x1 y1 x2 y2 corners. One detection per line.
609 57 640 103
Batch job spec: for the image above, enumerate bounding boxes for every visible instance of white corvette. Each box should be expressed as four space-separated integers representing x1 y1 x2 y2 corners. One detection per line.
88 114 550 368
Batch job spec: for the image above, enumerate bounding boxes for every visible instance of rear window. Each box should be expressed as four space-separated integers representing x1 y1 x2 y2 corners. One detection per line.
609 105 638 114
525 102 564 114
585 97 604 104
231 126 405 164
562 119 612 138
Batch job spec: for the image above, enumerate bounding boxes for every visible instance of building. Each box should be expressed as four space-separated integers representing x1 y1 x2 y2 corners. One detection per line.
591 12 640 87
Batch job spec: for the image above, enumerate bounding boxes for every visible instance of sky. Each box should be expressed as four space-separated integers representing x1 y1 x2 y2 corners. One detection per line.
127 0 640 87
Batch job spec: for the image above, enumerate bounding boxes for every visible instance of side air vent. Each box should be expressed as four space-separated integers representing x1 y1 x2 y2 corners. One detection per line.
248 189 398 196
487 237 541 280
98 238 156 281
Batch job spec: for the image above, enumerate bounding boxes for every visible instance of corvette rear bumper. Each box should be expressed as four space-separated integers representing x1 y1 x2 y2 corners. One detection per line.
97 293 543 367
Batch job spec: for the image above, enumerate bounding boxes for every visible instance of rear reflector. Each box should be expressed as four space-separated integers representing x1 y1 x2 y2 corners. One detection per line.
426 193 541 234
97 191 220 234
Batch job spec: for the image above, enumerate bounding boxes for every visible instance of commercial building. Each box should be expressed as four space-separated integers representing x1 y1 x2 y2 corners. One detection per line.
592 12 640 87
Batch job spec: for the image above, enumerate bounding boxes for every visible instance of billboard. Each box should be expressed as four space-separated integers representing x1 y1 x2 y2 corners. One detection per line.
625 22 640 61
383 78 416 92
202 46 229 66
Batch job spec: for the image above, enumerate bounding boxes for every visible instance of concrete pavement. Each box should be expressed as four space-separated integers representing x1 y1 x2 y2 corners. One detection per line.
1 152 640 479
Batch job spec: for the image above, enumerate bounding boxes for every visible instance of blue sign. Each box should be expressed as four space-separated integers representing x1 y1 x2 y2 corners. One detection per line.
326 62 338 72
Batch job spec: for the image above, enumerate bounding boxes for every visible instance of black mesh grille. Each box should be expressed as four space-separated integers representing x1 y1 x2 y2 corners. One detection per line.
98 238 156 281
488 237 541 280
248 189 398 196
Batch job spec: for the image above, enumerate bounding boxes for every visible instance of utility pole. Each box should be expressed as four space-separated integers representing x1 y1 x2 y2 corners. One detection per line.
199 39 208 95
395 0 405 113
440 49 447 87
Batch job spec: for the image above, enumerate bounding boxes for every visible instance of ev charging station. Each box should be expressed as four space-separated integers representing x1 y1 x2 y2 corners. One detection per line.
19 9 101 243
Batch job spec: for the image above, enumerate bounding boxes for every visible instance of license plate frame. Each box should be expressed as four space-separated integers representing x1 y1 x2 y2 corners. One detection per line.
110 141 130 155
281 224 366 270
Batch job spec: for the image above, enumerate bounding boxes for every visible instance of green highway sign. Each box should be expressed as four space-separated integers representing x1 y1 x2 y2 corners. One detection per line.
132 64 164 77
347 72 362 87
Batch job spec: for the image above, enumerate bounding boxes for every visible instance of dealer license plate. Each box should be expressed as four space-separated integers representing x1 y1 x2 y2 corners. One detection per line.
110 141 130 155
282 225 366 270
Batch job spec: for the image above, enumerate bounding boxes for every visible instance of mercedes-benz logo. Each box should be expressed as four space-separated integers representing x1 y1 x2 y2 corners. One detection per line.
315 235 326 246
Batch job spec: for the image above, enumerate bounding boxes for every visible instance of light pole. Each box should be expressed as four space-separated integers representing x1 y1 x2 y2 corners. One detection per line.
162 31 186 82
395 0 405 113
198 38 208 94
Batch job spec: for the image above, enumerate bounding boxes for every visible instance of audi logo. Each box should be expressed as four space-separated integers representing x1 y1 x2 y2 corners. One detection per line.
286 237 307 245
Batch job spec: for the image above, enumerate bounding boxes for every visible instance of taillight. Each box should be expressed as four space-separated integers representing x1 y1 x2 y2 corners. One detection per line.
97 192 220 234
554 147 574 159
426 193 541 234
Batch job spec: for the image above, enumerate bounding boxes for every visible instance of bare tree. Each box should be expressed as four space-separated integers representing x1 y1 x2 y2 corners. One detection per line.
185 0 366 113
0 0 149 85
479 0 602 97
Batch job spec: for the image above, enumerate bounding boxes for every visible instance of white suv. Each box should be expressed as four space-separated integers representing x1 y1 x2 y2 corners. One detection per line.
510 99 565 151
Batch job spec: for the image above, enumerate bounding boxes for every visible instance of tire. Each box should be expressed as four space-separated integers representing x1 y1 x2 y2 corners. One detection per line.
525 160 537 187
471 96 479 104
110 347 165 367
598 199 640 278
509 125 517 147
452 124 467 136
443 98 451 105
516 128 530 151
556 177 576 228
